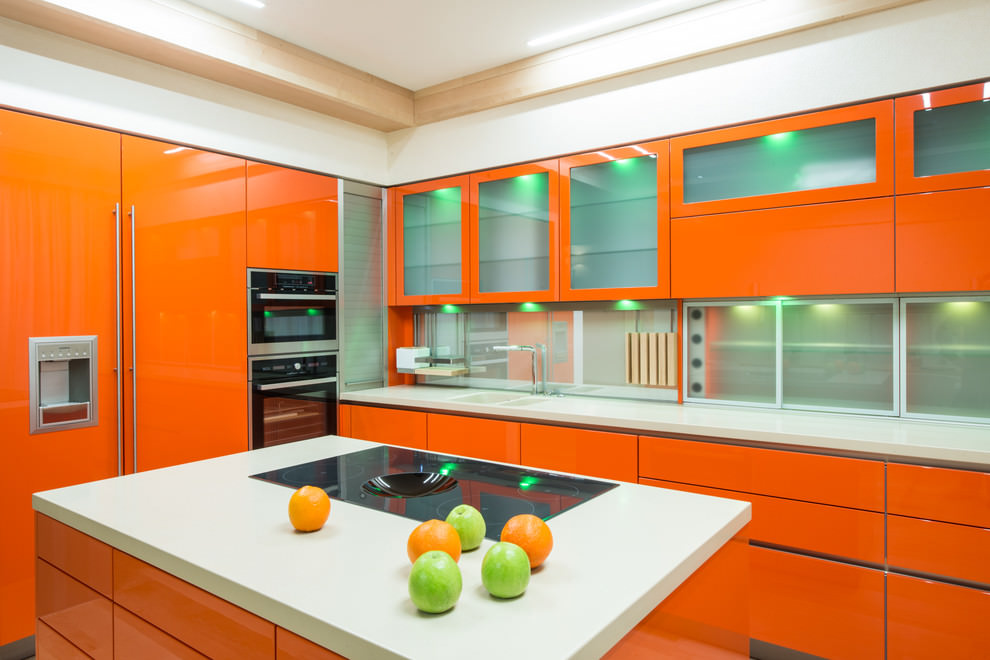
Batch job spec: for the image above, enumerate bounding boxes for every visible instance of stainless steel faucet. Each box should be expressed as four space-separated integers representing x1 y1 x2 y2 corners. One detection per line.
492 344 546 395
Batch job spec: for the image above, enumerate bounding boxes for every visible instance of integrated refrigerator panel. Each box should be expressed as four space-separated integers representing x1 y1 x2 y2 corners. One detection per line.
29 336 98 433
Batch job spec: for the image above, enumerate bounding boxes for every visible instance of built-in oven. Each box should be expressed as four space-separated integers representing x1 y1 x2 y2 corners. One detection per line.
249 352 337 450
248 268 337 356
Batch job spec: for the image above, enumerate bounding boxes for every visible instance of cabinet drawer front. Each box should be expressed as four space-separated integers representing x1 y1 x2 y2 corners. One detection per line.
671 197 895 298
639 436 884 511
115 604 208 659
888 463 990 527
888 515 990 585
521 424 637 482
640 478 884 564
348 405 427 449
895 187 990 292
113 551 275 660
36 558 113 659
277 627 348 660
36 513 113 598
751 547 885 660
36 620 90 660
428 413 521 464
888 573 990 659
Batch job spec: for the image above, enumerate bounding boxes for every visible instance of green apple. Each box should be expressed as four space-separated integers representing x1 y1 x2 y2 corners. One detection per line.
408 550 462 613
481 542 530 599
445 504 486 551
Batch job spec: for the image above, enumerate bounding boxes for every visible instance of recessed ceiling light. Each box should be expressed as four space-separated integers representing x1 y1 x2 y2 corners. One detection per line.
234 0 266 8
527 0 720 48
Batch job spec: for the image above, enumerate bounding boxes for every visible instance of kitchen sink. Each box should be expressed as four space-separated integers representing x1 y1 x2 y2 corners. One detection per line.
449 391 530 404
496 397 547 407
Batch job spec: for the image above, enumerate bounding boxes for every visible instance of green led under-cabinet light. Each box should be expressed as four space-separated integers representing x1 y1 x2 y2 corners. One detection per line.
766 131 795 145
263 310 272 317
431 187 460 202
441 304 461 314
615 299 643 310
306 308 320 316
520 302 545 312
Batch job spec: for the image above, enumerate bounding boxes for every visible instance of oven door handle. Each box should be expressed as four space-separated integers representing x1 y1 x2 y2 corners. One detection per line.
256 293 336 301
255 376 337 391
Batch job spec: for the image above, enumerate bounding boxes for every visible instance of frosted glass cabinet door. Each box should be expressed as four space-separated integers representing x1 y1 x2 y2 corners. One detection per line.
470 161 559 303
560 141 670 300
895 81 990 193
671 100 894 216
394 175 471 304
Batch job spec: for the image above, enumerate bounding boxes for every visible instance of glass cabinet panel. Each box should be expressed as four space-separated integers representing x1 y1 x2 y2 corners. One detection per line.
913 99 990 177
782 302 894 412
402 187 463 297
904 299 990 420
685 304 776 404
477 172 550 294
683 119 877 204
569 156 657 290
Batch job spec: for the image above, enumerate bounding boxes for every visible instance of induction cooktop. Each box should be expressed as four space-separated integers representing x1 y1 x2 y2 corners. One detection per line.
250 446 618 540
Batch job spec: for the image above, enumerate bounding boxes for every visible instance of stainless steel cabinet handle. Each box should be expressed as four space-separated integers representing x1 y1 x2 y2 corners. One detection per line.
129 204 137 473
255 376 337 391
114 203 123 476
255 293 336 301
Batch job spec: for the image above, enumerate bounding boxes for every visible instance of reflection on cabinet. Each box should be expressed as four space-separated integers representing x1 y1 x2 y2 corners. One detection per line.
427 413 521 463
343 404 427 449
670 100 894 217
470 161 559 303
895 80 990 194
559 141 670 300
671 197 895 298
246 163 338 273
521 423 637 482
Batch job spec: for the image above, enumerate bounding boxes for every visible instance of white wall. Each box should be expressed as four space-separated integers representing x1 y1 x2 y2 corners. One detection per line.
0 17 389 184
387 0 990 184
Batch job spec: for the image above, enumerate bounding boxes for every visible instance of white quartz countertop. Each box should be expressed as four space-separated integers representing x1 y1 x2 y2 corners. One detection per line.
33 436 750 660
342 386 990 469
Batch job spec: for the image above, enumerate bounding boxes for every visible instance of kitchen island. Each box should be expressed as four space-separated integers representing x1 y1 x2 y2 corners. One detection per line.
33 435 751 659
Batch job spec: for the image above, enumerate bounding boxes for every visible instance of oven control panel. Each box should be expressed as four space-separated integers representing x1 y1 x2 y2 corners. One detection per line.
250 353 336 383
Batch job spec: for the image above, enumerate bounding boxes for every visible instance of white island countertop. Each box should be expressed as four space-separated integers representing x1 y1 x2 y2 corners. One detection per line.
33 436 750 660
342 385 990 469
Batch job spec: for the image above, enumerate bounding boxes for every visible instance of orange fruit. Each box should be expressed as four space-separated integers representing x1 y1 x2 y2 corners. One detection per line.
500 514 553 568
288 485 331 532
407 519 462 564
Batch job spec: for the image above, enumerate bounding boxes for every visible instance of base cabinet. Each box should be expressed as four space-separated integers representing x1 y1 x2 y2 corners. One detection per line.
427 413 521 463
342 404 427 449
887 574 990 659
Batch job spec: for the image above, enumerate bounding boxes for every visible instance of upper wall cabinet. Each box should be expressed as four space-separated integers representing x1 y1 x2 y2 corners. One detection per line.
670 101 894 217
246 163 338 273
895 81 990 194
559 141 670 301
393 175 471 305
470 161 559 303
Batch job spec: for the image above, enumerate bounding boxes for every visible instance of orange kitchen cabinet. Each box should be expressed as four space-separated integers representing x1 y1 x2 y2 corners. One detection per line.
670 197 895 298
114 604 208 659
888 516 990 585
36 514 113 599
887 574 990 659
751 546 885 660
520 423 637 482
895 186 990 292
246 162 338 273
427 413 521 463
121 135 248 472
640 478 884 565
392 175 472 304
114 550 275 660
559 141 670 300
639 435 885 512
670 100 894 217
887 462 990 529
277 627 347 660
35 619 90 659
35 559 113 659
895 80 990 194
469 161 560 303
0 108 121 647
345 404 427 449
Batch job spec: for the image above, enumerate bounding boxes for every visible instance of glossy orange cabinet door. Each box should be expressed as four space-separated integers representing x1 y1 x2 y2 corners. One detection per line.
751 547 885 660
888 574 990 659
887 462 990 528
246 162 338 273
392 175 472 304
888 515 990 585
895 187 990 292
276 627 347 660
670 100 894 217
115 604 208 659
0 109 121 646
559 141 670 301
427 413 521 463
670 197 895 298
469 161 559 303
36 514 113 598
122 136 248 472
36 559 113 659
36 620 90 660
345 404 427 449
895 81 990 194
520 423 637 482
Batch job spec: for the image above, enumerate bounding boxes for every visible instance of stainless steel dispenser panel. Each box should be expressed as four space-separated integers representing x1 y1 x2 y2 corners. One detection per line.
29 336 98 434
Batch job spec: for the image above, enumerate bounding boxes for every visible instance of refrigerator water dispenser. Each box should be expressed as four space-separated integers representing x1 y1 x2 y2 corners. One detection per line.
29 336 98 433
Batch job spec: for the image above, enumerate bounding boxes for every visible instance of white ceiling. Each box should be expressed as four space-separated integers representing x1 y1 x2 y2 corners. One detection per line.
181 0 721 90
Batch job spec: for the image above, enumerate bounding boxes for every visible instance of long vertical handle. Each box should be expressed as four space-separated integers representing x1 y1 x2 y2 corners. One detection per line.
114 203 123 476
129 205 137 473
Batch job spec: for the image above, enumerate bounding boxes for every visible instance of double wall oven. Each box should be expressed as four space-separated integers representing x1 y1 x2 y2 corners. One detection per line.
248 269 338 449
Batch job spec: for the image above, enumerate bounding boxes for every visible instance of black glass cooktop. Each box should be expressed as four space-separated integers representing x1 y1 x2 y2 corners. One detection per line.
250 446 618 540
